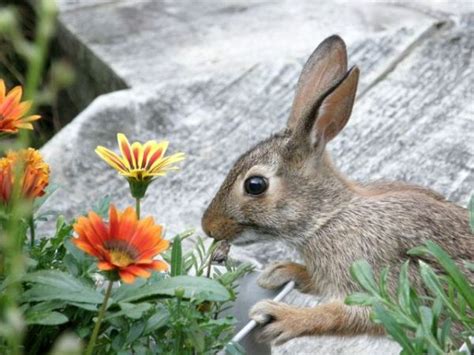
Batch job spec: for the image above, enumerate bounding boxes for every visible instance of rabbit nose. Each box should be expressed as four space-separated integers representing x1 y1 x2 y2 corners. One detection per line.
202 222 223 241
201 210 219 239
201 210 242 241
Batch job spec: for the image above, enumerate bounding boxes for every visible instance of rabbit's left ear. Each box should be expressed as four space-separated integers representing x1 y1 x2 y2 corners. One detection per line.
312 66 359 144
288 35 348 131
290 66 359 151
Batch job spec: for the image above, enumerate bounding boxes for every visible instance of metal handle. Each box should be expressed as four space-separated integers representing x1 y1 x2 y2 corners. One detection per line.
231 280 295 343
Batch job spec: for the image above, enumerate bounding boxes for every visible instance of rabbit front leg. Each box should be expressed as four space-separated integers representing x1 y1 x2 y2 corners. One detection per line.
257 261 314 293
249 300 383 345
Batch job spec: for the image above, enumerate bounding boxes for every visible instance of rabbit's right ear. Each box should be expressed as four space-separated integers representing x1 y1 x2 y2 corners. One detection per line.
287 35 348 131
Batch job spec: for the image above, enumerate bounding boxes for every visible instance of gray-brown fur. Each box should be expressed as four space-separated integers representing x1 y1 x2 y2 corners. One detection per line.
201 35 473 344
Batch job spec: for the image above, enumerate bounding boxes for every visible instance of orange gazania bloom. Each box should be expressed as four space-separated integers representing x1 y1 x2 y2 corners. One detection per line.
0 80 41 133
0 148 50 204
73 205 169 284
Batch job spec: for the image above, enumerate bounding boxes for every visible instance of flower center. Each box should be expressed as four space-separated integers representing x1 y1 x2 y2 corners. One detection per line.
109 249 135 267
104 240 138 267
130 169 151 181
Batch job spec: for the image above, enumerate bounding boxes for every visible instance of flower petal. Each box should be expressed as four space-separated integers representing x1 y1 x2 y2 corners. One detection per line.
118 133 133 168
146 141 169 170
95 146 129 173
149 260 169 271
123 265 151 278
0 79 5 100
97 261 115 271
119 270 136 284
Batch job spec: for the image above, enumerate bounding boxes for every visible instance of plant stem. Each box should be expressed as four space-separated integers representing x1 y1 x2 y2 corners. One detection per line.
29 215 35 248
206 240 217 278
25 0 57 102
85 280 113 355
173 296 183 355
136 197 141 219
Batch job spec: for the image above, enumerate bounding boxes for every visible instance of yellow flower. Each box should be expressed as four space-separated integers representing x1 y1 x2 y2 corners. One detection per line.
95 133 185 198
0 148 50 204
0 80 41 133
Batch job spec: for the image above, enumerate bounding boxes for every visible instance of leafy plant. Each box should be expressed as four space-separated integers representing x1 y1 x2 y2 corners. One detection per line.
346 241 473 354
3 213 252 354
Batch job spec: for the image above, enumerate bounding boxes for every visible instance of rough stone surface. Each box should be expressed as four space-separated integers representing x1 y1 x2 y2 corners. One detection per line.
57 0 437 88
40 1 474 354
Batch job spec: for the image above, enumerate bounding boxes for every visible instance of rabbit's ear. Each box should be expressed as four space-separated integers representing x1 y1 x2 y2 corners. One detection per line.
289 66 359 153
288 35 348 130
312 66 359 143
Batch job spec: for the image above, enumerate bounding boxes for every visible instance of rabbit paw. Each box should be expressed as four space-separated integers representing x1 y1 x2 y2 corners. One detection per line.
249 300 306 345
257 261 307 290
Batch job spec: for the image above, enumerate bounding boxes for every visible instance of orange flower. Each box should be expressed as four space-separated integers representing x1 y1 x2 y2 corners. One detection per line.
0 80 41 133
73 205 169 283
0 148 50 204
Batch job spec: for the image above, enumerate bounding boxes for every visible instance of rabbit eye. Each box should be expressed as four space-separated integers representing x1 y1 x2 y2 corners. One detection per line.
244 176 268 196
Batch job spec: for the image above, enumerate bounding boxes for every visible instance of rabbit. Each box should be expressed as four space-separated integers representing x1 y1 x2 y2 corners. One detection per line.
201 35 472 345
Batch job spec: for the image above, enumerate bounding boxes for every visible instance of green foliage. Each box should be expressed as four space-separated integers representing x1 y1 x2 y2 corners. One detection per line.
346 241 473 354
0 211 252 354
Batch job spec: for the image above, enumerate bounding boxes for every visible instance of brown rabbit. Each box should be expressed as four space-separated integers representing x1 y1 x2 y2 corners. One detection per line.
201 35 472 344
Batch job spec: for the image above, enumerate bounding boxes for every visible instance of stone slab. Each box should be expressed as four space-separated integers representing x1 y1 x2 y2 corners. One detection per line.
57 0 437 88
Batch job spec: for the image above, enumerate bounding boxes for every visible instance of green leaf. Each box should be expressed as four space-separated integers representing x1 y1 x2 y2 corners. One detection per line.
64 239 93 264
398 261 412 315
373 303 415 352
419 306 444 354
412 241 474 310
431 296 443 326
170 235 183 277
69 302 98 311
187 322 206 352
379 266 390 299
26 311 68 325
92 195 111 218
143 307 169 335
344 292 375 306
438 318 451 349
426 241 474 309
349 260 379 295
126 321 146 344
112 278 147 303
111 330 127 351
419 261 464 321
105 302 152 321
22 270 103 304
119 276 231 302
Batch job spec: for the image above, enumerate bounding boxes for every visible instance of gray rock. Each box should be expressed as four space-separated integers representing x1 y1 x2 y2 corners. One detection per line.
39 1 473 354
56 0 436 88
